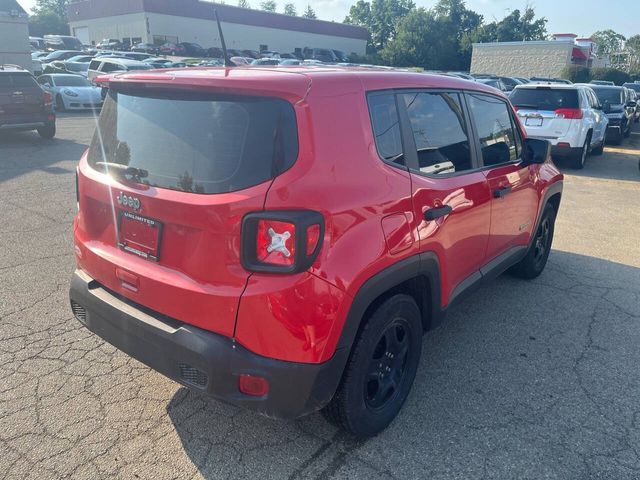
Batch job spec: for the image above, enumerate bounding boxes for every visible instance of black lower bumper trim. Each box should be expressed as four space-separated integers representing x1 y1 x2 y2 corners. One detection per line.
69 270 347 419
550 145 581 158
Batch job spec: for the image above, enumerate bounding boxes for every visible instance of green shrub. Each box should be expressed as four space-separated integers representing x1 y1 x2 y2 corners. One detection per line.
590 68 630 86
561 66 592 83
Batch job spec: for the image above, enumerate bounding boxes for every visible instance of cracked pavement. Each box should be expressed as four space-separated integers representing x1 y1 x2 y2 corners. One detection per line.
1 113 639 479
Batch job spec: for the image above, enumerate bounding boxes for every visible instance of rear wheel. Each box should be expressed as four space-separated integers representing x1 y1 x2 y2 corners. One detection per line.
510 203 556 279
56 95 65 112
572 137 589 169
322 295 422 438
37 122 56 139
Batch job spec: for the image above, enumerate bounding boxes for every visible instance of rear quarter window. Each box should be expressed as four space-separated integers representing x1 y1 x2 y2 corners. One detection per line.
88 89 298 194
510 88 579 110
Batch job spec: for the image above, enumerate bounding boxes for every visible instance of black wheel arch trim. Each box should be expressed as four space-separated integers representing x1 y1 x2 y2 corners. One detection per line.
336 251 444 354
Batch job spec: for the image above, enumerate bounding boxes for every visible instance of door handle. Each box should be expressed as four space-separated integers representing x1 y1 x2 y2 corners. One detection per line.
424 205 452 220
493 186 512 198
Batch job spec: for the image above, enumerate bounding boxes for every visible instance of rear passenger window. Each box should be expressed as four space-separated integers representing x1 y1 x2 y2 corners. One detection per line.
368 93 404 166
400 91 472 175
467 93 519 166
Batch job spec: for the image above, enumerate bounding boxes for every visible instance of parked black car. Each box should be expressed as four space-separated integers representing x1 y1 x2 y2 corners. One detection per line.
131 43 160 55
0 65 55 138
590 85 635 144
303 47 338 63
43 35 84 52
96 39 123 50
179 42 207 57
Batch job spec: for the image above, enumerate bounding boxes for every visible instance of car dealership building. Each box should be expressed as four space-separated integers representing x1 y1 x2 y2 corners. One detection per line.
67 0 368 57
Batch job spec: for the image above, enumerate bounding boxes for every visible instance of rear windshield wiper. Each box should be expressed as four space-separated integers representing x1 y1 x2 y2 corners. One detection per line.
94 162 148 181
513 104 539 110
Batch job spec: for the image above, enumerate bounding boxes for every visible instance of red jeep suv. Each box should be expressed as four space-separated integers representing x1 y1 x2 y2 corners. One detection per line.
69 67 563 437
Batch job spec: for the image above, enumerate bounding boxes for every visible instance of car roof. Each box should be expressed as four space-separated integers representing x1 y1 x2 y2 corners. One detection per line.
100 66 502 100
514 83 579 90
94 57 150 66
587 85 623 90
0 65 31 73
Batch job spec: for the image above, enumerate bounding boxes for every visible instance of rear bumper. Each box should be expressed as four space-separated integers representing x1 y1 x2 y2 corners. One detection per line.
0 113 54 130
69 269 347 419
550 144 582 158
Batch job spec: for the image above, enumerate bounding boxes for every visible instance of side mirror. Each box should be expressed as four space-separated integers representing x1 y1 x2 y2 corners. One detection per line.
522 138 550 166
43 83 51 88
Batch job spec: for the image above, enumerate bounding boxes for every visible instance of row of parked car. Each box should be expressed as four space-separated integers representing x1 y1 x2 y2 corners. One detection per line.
96 39 349 63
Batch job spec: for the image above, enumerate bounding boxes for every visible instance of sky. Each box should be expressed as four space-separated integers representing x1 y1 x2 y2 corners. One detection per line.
16 0 638 39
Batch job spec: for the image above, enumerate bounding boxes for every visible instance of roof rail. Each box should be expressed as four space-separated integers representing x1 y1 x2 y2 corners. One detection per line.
0 64 28 71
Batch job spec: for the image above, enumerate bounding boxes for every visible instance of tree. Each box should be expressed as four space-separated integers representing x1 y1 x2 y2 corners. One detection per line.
592 30 626 55
474 7 547 43
302 5 317 19
283 3 297 15
625 34 640 70
260 0 277 12
29 11 69 36
33 0 70 18
238 0 251 7
344 0 415 52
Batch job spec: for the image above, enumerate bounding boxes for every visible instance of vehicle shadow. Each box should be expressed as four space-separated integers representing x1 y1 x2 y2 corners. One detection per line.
166 250 640 479
553 124 640 182
0 130 87 185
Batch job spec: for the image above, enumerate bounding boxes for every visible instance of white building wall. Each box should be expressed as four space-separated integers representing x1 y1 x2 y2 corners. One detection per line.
70 13 149 46
471 42 574 78
71 13 366 55
0 13 31 71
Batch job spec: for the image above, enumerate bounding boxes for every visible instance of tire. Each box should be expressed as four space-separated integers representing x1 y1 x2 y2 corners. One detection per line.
572 137 589 169
322 294 422 438
592 136 605 155
509 203 556 280
37 122 56 139
55 95 65 112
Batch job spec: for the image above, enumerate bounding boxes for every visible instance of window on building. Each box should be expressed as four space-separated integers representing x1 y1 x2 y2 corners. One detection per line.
400 91 472 175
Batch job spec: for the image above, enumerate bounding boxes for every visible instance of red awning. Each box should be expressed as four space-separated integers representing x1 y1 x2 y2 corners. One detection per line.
572 47 588 60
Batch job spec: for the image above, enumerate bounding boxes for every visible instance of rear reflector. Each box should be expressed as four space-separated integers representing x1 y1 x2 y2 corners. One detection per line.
555 108 583 119
43 91 53 108
557 142 571 148
306 224 321 256
239 374 269 397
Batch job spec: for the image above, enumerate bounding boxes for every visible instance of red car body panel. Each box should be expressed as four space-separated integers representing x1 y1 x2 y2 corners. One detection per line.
76 67 563 367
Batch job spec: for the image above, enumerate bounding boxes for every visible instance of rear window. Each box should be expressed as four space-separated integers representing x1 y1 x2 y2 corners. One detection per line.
510 88 579 110
591 88 625 105
0 73 38 88
88 89 298 194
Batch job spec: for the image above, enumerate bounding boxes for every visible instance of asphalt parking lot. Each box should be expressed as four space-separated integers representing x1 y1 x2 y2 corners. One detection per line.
1 113 639 480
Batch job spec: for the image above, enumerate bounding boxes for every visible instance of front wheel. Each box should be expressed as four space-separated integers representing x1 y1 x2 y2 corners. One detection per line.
510 203 556 279
592 136 605 156
322 295 422 438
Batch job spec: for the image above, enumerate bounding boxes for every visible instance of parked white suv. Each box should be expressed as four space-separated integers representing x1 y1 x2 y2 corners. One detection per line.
509 84 608 169
87 58 153 82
